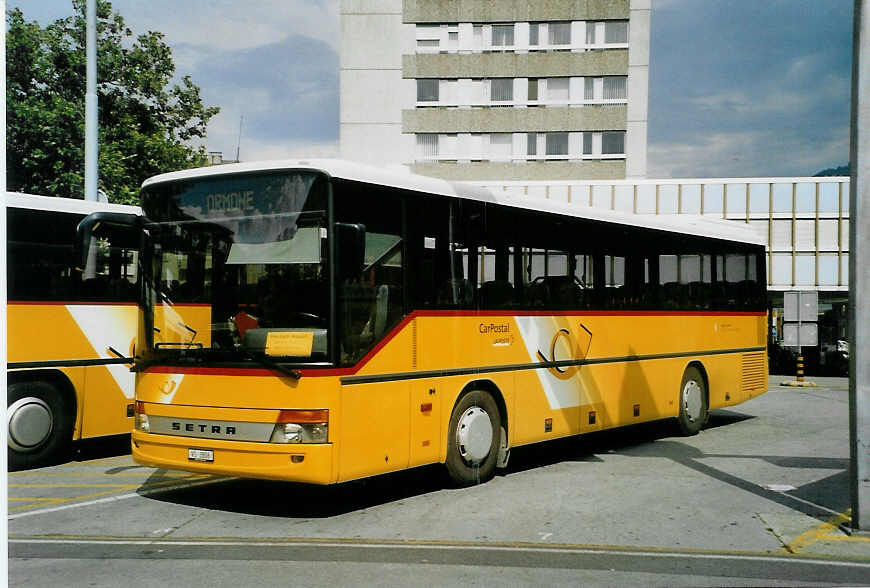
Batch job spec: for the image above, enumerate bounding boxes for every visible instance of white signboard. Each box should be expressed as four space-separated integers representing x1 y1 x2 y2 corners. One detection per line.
783 291 818 348
783 323 818 348
783 291 818 322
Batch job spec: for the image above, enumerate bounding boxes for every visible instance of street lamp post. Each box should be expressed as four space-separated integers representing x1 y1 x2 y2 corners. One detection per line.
848 0 870 534
85 0 98 202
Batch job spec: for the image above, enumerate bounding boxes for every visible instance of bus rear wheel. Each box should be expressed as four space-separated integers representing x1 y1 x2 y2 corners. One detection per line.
7 381 73 471
445 390 501 487
677 366 708 436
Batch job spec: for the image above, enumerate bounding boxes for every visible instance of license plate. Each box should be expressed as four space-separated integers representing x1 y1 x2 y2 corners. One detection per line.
188 448 214 462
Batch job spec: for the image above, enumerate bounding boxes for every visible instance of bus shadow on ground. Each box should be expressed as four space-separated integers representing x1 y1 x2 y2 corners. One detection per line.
139 414 747 517
140 464 449 518
503 420 673 475
502 409 753 476
73 434 131 463
143 408 850 522
604 425 850 522
10 433 132 473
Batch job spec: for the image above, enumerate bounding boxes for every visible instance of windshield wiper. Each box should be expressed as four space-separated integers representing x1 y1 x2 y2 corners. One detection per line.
154 342 204 349
240 350 302 380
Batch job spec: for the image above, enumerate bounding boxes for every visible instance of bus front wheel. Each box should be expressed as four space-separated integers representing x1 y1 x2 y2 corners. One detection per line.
445 390 501 487
677 366 708 436
7 381 74 471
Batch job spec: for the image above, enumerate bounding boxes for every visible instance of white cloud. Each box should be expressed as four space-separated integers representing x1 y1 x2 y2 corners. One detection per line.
236 137 340 161
648 127 849 178
115 0 340 52
188 35 339 160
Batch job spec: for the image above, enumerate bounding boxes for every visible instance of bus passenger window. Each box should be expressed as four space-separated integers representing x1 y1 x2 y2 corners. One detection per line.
478 246 515 309
334 180 404 365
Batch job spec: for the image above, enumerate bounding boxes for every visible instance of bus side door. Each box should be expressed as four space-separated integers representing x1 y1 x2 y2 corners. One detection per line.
338 381 410 481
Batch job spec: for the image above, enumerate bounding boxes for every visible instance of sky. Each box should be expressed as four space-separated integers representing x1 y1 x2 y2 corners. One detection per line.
7 0 855 178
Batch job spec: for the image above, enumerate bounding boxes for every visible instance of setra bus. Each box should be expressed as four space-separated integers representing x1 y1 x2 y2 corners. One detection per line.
92 160 767 486
6 192 141 469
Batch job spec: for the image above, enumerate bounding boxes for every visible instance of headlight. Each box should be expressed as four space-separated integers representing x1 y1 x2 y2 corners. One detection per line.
134 401 150 432
269 409 328 444
135 413 150 432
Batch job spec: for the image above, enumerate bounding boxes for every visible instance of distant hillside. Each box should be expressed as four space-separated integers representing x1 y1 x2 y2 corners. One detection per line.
814 164 850 177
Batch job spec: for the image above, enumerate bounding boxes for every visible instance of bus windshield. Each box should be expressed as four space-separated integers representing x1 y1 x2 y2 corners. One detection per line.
140 171 331 365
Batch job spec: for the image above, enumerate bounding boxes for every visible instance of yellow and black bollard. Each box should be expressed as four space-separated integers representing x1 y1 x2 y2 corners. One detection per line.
780 354 816 387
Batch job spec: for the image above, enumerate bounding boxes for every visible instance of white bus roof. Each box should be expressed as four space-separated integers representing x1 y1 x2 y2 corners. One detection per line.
142 159 765 246
6 192 140 215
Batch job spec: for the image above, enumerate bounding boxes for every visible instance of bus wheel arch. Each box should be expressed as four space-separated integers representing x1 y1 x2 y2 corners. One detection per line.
677 362 709 436
7 370 77 471
444 382 505 486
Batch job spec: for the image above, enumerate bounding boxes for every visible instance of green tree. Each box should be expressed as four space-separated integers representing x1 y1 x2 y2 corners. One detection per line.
6 1 219 204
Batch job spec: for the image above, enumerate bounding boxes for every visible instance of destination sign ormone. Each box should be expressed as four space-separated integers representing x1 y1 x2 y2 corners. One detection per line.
206 191 255 214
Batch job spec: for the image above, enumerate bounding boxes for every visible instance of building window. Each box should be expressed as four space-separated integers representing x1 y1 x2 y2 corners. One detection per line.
546 78 570 103
605 21 628 44
529 22 541 46
602 131 625 155
546 132 569 158
490 78 513 102
527 133 537 156
417 39 439 51
794 254 815 286
416 134 438 161
491 24 515 47
528 78 539 101
548 22 571 45
490 133 513 161
818 254 839 286
584 77 595 101
586 21 596 44
603 76 627 100
582 132 593 155
417 79 439 102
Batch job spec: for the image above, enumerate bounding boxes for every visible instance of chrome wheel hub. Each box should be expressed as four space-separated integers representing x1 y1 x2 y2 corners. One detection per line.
8 397 54 452
682 380 702 423
456 406 493 466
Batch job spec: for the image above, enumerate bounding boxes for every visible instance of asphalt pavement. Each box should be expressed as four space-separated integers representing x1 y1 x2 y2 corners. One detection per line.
7 376 870 586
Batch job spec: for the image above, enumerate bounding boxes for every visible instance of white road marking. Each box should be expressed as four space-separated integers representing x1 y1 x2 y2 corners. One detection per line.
7 476 231 520
7 537 870 569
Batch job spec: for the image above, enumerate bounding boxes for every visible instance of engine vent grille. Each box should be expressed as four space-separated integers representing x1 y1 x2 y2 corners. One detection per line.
412 318 417 369
741 351 767 392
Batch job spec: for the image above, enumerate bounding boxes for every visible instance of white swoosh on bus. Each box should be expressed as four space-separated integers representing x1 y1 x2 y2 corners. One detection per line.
66 304 137 399
515 316 588 410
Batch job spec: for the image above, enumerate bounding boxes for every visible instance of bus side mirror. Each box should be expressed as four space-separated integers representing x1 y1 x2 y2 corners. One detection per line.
336 223 365 281
76 212 142 275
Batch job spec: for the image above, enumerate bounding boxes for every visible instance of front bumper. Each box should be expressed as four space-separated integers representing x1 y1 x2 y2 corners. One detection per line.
131 430 335 484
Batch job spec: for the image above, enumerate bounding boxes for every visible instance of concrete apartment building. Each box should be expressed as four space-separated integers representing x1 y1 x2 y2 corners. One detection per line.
340 0 650 181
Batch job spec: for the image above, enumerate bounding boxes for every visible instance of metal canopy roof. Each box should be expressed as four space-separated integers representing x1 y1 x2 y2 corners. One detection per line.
141 159 765 246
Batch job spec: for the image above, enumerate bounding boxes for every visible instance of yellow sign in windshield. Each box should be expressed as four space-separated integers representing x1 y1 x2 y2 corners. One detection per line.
264 331 314 357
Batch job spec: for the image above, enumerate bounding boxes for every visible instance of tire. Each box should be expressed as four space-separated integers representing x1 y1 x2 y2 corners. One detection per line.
677 366 708 436
445 390 501 487
7 381 74 471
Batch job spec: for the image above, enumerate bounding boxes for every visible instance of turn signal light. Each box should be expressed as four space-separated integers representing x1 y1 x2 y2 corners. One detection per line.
270 409 329 444
276 409 328 424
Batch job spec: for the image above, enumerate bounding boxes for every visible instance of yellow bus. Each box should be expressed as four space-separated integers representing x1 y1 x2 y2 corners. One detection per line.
6 193 140 470
95 161 767 486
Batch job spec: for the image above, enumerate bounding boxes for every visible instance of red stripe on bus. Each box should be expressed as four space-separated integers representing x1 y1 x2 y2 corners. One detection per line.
7 300 140 306
408 310 766 317
142 309 765 378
